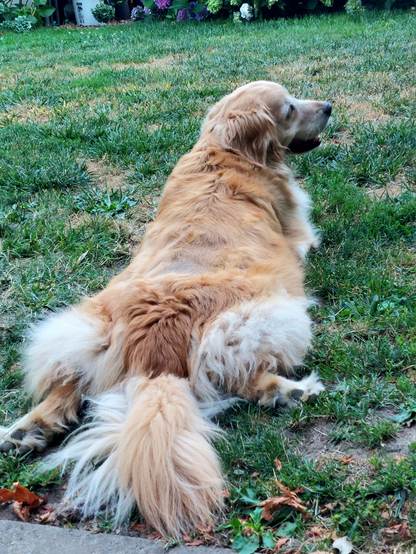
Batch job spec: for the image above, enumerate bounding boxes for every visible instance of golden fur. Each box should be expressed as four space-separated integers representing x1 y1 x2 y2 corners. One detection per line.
0 81 331 537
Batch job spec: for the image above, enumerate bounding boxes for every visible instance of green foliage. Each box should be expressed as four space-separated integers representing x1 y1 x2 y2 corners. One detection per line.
0 0 55 28
74 186 140 218
1 14 32 31
91 1 115 22
224 508 277 553
345 0 365 13
0 451 61 489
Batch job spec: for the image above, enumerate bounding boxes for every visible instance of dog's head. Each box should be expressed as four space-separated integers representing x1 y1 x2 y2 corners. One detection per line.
202 81 331 166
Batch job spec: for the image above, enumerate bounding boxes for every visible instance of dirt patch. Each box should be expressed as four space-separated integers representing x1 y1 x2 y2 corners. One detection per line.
116 197 158 255
85 159 127 189
367 173 413 201
110 55 178 72
334 97 391 124
71 66 93 76
0 103 52 124
298 418 416 461
68 212 91 229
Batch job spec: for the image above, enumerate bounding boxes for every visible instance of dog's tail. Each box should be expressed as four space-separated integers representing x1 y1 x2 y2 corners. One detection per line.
45 375 224 537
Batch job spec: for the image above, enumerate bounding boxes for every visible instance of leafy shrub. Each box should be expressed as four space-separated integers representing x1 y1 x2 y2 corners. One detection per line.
91 1 115 22
138 0 210 20
132 0 413 23
5 14 32 31
0 0 55 29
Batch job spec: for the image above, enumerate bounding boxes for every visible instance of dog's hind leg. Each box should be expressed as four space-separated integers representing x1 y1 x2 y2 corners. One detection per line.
0 378 81 453
0 302 123 454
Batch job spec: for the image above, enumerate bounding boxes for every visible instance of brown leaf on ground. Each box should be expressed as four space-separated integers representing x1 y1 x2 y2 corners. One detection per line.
0 482 45 522
221 489 231 498
147 532 163 540
308 526 332 539
394 455 406 464
335 456 356 465
0 488 15 504
35 507 56 524
259 480 307 521
250 472 260 479
382 523 411 538
274 459 282 471
185 540 205 546
196 523 214 542
13 501 31 522
131 522 148 532
274 536 290 550
320 502 339 514
13 482 44 508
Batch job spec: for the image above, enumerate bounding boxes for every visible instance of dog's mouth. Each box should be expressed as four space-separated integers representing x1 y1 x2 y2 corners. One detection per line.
287 136 321 154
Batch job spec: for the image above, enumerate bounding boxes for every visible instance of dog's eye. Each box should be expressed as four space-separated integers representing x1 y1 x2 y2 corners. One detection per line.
287 104 295 118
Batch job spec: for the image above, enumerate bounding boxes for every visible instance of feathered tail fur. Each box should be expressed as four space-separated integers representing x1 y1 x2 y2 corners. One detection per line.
45 375 224 538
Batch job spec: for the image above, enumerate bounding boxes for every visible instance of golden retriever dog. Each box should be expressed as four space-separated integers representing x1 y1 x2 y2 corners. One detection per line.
0 81 331 537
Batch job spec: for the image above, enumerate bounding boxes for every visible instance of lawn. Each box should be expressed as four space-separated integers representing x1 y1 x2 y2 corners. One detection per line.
1 10 416 553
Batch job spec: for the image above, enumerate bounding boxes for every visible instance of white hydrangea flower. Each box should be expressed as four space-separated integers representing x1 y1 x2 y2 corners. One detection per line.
240 3 253 20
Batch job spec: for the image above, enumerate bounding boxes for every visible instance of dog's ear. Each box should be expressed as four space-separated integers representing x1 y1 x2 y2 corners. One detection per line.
216 103 283 167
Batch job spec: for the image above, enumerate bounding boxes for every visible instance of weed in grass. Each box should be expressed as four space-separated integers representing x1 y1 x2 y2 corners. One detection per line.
74 186 140 218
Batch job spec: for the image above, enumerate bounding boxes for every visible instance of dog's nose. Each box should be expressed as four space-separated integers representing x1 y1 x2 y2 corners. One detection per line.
323 102 332 116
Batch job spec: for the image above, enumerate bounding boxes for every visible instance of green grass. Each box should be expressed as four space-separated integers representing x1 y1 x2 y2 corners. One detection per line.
1 10 416 552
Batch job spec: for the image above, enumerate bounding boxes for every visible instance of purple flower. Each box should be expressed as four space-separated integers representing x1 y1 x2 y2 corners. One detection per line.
194 5 209 19
186 2 209 20
131 5 152 20
155 0 172 8
176 7 191 19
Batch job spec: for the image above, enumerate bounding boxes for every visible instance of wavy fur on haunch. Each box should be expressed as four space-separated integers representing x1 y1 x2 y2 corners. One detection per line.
0 81 330 537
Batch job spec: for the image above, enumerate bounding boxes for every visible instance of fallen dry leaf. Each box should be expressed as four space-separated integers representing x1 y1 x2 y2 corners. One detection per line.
394 454 406 464
274 536 290 550
250 472 260 479
382 523 411 539
333 536 353 554
185 540 205 546
320 502 339 514
196 523 214 542
274 458 282 471
0 482 45 522
308 526 332 539
131 522 148 532
13 502 31 522
0 488 15 504
335 455 356 465
35 508 56 524
258 480 307 521
13 482 44 508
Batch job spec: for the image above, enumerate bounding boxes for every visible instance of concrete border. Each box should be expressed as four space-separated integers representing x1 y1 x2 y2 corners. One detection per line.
0 520 231 554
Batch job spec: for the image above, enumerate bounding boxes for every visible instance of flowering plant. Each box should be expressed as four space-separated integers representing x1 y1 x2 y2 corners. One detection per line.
140 0 210 20
131 5 152 19
0 0 55 28
239 2 252 18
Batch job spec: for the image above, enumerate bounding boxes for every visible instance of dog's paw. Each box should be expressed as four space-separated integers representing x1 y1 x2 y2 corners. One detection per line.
0 421 48 455
281 372 325 406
